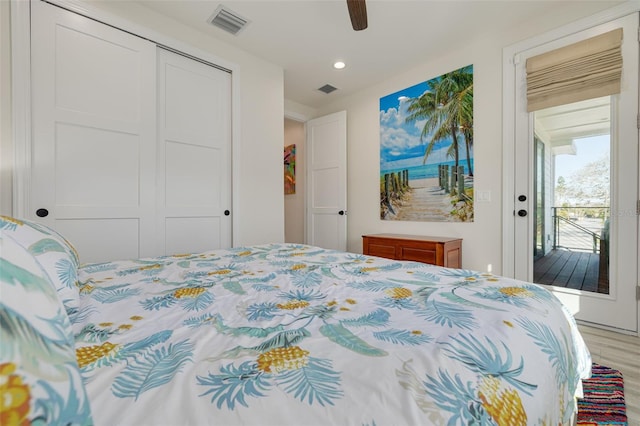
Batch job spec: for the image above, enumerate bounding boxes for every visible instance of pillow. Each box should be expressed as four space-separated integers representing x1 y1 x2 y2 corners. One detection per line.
0 235 93 425
0 216 80 316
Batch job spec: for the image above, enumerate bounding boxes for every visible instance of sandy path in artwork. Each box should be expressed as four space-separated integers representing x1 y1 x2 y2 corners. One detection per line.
393 178 451 221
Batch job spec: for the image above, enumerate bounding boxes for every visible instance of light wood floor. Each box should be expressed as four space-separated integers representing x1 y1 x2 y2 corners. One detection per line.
578 324 640 425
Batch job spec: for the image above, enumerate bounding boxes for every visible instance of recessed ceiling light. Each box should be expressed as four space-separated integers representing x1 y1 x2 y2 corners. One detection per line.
333 61 346 70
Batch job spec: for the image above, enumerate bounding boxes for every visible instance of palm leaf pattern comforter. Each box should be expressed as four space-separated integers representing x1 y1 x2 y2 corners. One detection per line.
71 243 591 425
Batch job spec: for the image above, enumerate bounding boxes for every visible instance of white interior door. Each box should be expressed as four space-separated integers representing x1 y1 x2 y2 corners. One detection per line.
512 13 639 332
306 111 347 251
157 48 232 255
31 0 157 263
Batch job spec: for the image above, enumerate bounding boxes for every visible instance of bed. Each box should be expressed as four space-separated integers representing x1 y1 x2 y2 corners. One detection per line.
1 216 592 425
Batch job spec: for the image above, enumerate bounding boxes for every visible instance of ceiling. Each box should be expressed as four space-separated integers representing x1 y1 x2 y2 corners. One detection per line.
136 0 623 110
535 96 611 155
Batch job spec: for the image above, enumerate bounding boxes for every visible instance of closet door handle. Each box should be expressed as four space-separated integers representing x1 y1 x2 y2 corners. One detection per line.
224 210 230 216
338 210 345 216
36 208 49 218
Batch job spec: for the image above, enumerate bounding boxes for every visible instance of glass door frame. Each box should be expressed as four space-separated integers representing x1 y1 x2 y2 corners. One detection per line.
533 137 545 261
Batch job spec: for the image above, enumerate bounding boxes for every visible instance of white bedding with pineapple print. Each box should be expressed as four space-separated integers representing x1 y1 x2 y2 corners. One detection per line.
71 243 591 426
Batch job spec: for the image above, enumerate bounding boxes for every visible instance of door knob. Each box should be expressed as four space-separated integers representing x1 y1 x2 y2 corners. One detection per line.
36 208 49 218
338 210 345 215
517 209 527 217
518 195 527 202
224 210 230 216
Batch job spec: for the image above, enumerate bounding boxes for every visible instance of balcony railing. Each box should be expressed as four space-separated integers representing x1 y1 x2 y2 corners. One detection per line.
552 207 609 253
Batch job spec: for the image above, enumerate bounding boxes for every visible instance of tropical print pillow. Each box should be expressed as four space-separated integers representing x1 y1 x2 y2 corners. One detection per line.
0 236 93 425
0 216 80 317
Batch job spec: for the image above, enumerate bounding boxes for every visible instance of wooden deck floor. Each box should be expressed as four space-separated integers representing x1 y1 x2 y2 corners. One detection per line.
533 249 602 292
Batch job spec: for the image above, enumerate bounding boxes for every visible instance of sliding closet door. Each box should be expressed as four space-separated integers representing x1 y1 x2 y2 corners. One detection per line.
31 0 157 263
30 2 233 262
156 49 232 254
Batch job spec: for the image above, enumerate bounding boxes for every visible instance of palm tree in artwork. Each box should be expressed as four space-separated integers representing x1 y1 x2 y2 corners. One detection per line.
405 65 473 177
450 68 474 177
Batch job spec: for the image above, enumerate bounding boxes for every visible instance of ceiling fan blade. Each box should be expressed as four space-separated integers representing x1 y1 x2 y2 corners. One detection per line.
347 0 368 31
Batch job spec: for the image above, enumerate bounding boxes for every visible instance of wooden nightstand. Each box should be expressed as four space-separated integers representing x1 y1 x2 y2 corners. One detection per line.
362 234 462 268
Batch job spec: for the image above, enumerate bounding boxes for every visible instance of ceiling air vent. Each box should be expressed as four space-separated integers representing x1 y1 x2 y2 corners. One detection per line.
208 5 250 35
318 84 338 94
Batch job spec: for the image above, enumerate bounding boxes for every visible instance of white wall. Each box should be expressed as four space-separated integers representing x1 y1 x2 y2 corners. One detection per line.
315 2 620 274
284 118 305 244
285 99 318 122
3 0 285 246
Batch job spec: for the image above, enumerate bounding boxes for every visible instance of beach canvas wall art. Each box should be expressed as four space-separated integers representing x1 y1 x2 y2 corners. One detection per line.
284 144 296 195
379 64 474 222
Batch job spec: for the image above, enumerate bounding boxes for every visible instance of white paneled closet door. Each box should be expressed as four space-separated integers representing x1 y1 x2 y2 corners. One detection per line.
31 0 157 263
30 1 232 263
156 48 232 255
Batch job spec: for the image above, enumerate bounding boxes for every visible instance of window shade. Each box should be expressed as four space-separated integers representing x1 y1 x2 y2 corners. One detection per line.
525 28 623 112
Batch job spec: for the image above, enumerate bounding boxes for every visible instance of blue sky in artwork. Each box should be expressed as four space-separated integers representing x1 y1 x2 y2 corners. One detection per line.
379 76 469 173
